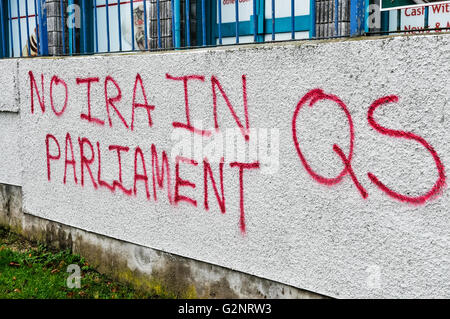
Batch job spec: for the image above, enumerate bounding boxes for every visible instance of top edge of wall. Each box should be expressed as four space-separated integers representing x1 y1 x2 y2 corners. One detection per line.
4 32 450 62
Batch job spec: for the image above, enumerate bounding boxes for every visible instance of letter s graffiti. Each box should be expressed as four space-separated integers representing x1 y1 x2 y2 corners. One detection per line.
367 95 446 205
292 90 446 204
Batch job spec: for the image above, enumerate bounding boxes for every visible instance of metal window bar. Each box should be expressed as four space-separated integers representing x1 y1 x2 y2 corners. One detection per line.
291 0 295 39
37 0 46 55
217 0 222 44
82 0 87 53
8 0 13 57
25 0 31 57
174 0 180 47
235 0 239 43
60 0 66 54
253 0 256 42
171 0 175 46
335 0 339 36
106 0 110 52
94 0 98 52
0 1 5 57
143 0 148 49
271 0 275 41
118 0 123 51
201 0 205 46
34 0 40 54
130 0 135 51
68 0 73 54
72 0 76 54
16 0 22 57
156 0 161 48
186 0 190 46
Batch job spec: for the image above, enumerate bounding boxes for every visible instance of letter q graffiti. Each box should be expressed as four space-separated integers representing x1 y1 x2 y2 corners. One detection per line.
67 264 81 289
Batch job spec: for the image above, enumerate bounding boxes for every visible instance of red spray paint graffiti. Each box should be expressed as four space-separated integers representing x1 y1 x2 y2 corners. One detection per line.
32 70 259 234
292 88 446 204
292 89 367 198
32 71 447 236
50 76 68 116
367 95 446 204
77 77 105 126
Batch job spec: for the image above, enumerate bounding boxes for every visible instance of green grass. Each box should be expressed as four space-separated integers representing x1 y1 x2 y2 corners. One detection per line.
0 227 159 299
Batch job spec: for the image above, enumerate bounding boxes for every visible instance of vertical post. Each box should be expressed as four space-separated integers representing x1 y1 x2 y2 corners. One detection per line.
350 0 366 36
218 0 222 45
186 0 190 47
71 0 76 53
94 0 98 52
105 0 110 52
130 0 135 50
81 0 86 53
424 6 429 29
8 0 14 56
252 0 257 42
171 0 175 47
38 0 49 56
364 0 369 33
271 0 275 40
174 0 180 47
118 0 122 51
25 0 31 56
157 0 161 48
235 0 239 43
0 1 6 57
68 0 73 54
334 0 339 36
143 0 148 49
34 0 40 54
16 0 22 57
309 0 315 38
60 0 65 54
201 0 206 46
291 0 295 40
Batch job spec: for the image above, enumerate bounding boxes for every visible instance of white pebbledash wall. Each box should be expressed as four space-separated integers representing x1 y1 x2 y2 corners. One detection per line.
0 34 449 298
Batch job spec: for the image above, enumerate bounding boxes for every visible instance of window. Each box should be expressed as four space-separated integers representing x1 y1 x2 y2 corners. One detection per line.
216 0 315 45
0 0 47 58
